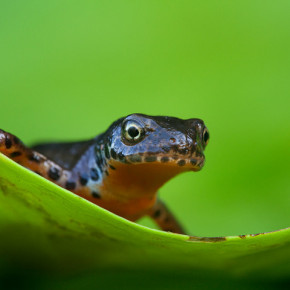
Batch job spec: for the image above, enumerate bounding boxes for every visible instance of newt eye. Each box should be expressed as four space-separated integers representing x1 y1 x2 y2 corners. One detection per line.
122 120 145 143
203 127 210 146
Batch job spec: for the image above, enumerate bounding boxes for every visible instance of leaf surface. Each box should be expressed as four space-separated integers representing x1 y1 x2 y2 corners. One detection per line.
0 154 289 279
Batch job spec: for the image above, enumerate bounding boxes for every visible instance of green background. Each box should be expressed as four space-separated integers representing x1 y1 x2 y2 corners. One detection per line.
0 0 289 288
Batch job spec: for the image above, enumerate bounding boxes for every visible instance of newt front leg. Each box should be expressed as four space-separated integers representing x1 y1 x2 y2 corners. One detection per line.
148 199 185 234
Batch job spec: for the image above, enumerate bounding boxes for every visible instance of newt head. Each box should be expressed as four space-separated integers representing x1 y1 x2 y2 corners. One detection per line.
98 113 209 208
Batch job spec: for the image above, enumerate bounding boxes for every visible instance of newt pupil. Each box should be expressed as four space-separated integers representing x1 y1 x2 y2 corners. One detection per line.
128 126 139 138
204 131 209 143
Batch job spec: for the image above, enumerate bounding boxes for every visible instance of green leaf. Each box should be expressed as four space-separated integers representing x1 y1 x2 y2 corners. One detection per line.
0 153 289 280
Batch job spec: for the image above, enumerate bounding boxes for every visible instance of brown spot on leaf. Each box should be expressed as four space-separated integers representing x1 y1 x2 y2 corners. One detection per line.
188 236 226 243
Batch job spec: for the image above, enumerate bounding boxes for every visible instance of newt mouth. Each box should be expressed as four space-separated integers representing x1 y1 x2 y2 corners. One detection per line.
114 152 205 172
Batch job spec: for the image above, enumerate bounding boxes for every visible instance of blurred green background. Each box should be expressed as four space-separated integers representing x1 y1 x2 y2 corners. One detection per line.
0 0 289 288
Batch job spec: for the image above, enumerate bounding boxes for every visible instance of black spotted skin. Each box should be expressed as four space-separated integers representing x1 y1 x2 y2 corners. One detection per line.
0 114 210 234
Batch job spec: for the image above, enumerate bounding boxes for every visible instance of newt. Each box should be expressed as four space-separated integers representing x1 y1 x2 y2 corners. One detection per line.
0 114 209 234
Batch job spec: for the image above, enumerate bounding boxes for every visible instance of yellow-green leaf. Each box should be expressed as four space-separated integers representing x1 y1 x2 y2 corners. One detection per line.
0 153 289 282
